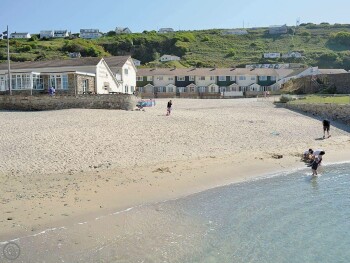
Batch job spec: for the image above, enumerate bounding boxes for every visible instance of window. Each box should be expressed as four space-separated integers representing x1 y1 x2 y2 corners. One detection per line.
124 68 129 75
157 87 165 92
125 85 129 93
82 79 88 93
157 76 163 81
198 86 205 93
136 76 143 81
230 76 236 81
239 76 246 81
210 86 216 93
218 76 226 81
168 77 174 81
259 76 268 81
210 76 215 81
33 74 43 90
50 74 68 90
189 76 195 81
199 76 205 81
177 76 185 81
251 76 256 81
168 87 173 93
147 76 152 81
131 86 135 93
271 76 276 81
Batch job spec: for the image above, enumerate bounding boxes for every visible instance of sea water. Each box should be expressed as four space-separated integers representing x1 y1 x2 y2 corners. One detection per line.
3 163 350 262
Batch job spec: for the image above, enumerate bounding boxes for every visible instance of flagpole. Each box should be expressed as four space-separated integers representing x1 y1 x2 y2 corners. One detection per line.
7 25 12 95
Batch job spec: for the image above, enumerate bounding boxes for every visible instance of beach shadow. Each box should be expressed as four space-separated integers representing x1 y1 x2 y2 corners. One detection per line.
315 137 324 141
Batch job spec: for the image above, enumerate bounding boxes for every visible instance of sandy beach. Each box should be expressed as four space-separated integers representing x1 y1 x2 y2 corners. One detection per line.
1 98 350 242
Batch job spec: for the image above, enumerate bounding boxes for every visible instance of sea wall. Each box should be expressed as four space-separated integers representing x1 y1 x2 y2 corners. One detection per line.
286 103 350 125
0 94 138 111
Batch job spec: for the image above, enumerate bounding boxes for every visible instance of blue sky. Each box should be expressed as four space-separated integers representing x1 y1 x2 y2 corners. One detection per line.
1 0 350 34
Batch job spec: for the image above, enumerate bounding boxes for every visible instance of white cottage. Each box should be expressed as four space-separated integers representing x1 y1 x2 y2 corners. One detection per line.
80 29 102 39
10 32 31 39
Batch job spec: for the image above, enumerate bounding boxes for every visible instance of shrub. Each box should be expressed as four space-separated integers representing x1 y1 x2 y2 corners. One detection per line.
330 31 350 46
279 95 292 103
226 48 236 57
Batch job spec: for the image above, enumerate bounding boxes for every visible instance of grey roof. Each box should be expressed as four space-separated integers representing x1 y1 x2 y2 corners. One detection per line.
137 67 278 76
0 56 130 71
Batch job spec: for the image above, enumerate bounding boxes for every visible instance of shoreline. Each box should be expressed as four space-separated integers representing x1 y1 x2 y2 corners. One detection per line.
2 147 350 242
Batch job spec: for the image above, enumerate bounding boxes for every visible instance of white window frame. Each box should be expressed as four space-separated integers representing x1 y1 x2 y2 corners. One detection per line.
259 76 268 81
147 76 152 81
198 86 206 93
230 76 236 81
218 76 226 81
50 74 68 90
136 76 143 81
239 76 246 81
168 77 174 81
157 76 163 81
177 76 185 81
251 76 256 81
270 76 276 81
210 76 215 81
199 76 205 81
189 76 195 81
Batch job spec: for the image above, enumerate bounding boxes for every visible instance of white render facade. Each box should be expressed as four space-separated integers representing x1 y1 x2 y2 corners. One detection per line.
40 30 54 39
160 55 181 62
264 53 281 59
80 29 102 39
54 30 69 38
10 32 31 39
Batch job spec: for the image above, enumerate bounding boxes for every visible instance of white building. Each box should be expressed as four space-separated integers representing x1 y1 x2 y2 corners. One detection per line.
54 30 69 38
282 52 303 58
115 27 132 34
158 28 174 33
222 29 248 35
160 55 181 62
264 53 281 59
10 32 31 39
105 56 137 94
132 59 141 66
80 29 102 39
40 30 54 39
0 56 136 95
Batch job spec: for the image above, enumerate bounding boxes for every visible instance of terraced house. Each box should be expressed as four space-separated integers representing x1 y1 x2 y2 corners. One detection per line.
136 68 279 98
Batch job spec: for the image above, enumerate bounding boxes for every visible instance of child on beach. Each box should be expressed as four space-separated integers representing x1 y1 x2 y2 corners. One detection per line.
166 100 172 116
310 151 325 176
303 149 314 161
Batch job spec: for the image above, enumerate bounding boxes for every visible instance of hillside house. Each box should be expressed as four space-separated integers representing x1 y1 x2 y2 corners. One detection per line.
115 27 132 34
269 25 288 35
10 32 31 39
80 29 102 39
132 59 141 66
160 55 181 62
263 53 281 59
54 30 69 38
158 28 174 33
222 29 248 35
282 52 303 58
40 30 54 39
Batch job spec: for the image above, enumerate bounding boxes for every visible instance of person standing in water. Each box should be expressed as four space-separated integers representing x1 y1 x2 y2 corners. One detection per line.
311 151 325 176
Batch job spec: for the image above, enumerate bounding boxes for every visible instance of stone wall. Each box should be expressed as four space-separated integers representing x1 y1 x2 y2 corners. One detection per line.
0 94 138 111
286 103 350 125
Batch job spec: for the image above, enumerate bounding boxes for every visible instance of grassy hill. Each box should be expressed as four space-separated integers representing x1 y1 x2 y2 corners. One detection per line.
1 23 350 69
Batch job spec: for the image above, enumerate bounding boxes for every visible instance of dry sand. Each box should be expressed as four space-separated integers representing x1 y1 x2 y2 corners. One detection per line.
1 98 350 241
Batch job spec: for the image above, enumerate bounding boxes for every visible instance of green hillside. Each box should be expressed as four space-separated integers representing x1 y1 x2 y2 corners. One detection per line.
1 23 350 69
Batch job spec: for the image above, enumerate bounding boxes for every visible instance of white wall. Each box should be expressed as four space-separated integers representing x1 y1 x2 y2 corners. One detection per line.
96 61 121 94
153 75 175 87
121 59 137 94
236 75 257 86
195 76 216 86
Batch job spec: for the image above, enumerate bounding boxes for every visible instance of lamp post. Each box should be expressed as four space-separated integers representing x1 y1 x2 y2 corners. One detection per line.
6 25 12 95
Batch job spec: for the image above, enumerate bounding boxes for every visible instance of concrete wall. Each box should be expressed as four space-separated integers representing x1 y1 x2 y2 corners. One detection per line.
0 94 138 111
286 103 350 125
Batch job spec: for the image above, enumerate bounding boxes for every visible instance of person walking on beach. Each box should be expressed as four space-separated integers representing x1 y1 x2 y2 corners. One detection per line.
323 119 331 139
166 100 172 116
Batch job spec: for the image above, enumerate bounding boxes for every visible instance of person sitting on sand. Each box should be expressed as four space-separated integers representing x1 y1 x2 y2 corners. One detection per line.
323 119 331 139
303 149 314 161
